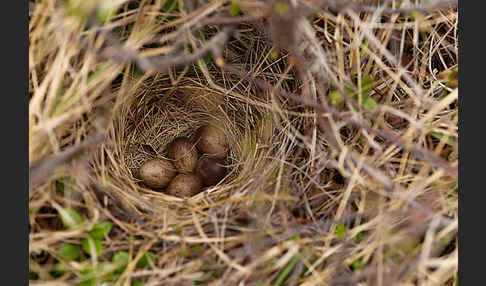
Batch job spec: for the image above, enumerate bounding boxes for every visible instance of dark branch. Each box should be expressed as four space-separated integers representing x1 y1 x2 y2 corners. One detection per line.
101 26 235 74
29 132 107 190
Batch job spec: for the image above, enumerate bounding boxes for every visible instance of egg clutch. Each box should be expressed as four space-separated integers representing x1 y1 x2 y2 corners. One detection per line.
138 125 228 198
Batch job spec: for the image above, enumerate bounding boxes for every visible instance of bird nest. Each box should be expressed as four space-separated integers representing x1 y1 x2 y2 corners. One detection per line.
92 63 300 223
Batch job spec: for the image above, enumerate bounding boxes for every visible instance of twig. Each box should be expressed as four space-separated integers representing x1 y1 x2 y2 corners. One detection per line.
356 0 457 15
29 132 106 190
101 26 235 74
309 0 457 15
30 106 111 190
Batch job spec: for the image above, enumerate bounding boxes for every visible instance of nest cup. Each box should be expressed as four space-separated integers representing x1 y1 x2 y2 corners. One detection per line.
95 76 277 216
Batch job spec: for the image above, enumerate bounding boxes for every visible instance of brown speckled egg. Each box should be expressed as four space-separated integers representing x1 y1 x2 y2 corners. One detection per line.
196 156 226 186
167 137 198 172
167 173 203 197
139 158 177 188
196 125 228 159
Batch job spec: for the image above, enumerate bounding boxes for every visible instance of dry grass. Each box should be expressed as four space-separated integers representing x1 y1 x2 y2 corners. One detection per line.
29 0 458 285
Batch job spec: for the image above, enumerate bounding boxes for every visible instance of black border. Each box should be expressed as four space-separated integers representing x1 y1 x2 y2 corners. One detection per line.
3 0 29 284
458 0 480 285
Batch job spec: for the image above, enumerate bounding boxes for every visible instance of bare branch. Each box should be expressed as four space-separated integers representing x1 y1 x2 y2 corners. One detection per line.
29 109 111 190
356 0 457 15
311 0 457 15
101 26 235 74
29 132 107 190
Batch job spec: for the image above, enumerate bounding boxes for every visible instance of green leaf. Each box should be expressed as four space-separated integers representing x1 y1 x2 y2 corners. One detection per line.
79 267 95 286
344 84 355 95
193 244 201 254
66 4 86 20
410 11 424 20
89 221 112 240
112 251 130 274
274 255 300 286
58 0 70 7
56 179 66 193
351 259 363 270
360 40 369 58
452 112 458 122
361 75 374 86
189 43 212 73
87 63 109 84
132 282 145 286
52 262 68 277
361 95 377 113
270 50 280 61
440 235 453 246
428 131 457 147
448 67 458 80
335 223 347 238
136 252 156 268
194 30 206 40
181 247 190 257
50 86 79 117
82 237 103 255
174 224 182 236
56 177 75 193
229 1 241 17
51 81 65 117
353 232 365 243
360 75 374 95
29 272 38 280
328 90 343 105
201 266 212 273
97 2 121 23
96 262 116 281
203 53 212 66
113 251 130 266
163 0 178 12
59 208 84 229
59 243 81 261
274 2 289 15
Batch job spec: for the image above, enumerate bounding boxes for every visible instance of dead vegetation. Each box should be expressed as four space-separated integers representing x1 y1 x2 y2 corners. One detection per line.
29 0 458 285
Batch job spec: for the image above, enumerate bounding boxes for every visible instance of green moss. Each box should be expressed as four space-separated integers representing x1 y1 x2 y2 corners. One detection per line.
274 2 289 15
230 1 241 16
335 224 347 238
351 259 363 270
329 90 343 105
